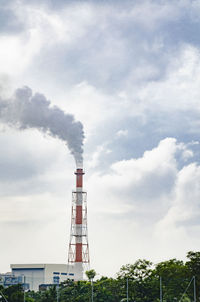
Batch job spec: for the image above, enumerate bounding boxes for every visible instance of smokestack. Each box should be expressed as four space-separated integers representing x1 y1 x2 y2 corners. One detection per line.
75 168 84 264
75 168 84 190
68 168 90 280
0 85 89 279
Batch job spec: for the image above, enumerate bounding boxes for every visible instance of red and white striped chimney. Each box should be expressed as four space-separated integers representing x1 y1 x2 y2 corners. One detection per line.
75 168 84 263
68 168 90 280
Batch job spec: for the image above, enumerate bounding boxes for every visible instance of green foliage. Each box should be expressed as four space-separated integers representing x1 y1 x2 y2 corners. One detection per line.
38 285 57 302
186 251 200 300
117 259 158 302
25 297 35 302
118 259 153 280
94 277 122 302
4 284 24 302
85 269 96 281
1 252 199 302
155 259 190 302
59 280 90 302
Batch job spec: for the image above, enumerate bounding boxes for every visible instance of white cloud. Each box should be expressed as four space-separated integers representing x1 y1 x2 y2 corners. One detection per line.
157 163 200 232
87 138 200 274
116 129 128 137
1 0 200 277
88 138 178 213
126 1 182 30
87 143 112 169
134 45 200 113
152 162 200 260
0 2 96 76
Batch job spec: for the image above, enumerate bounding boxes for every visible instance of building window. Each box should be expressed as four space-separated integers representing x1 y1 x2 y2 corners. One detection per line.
53 276 60 284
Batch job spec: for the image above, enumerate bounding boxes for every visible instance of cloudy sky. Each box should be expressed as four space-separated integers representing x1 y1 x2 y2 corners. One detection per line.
0 0 200 277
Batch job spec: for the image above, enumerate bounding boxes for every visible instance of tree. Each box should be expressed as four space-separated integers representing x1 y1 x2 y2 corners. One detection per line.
59 280 90 302
1 252 200 302
117 259 158 302
85 269 96 281
186 251 200 301
85 270 96 302
39 286 57 302
3 284 24 302
94 277 122 302
155 259 189 302
118 259 153 280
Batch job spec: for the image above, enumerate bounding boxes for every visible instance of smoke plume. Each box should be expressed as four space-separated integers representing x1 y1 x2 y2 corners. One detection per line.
0 86 84 167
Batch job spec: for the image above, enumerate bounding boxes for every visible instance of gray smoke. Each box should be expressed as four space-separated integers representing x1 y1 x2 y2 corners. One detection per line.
0 86 84 167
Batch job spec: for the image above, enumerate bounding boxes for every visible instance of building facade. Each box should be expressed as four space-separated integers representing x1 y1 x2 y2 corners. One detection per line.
10 264 75 291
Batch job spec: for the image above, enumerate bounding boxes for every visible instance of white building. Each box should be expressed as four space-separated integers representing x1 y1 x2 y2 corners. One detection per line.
11 264 75 291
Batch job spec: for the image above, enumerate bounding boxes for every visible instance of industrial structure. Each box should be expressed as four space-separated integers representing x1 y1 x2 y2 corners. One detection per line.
68 168 90 280
9 264 74 291
0 168 89 290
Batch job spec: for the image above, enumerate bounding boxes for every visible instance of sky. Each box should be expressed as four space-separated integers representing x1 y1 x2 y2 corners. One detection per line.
0 0 200 277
